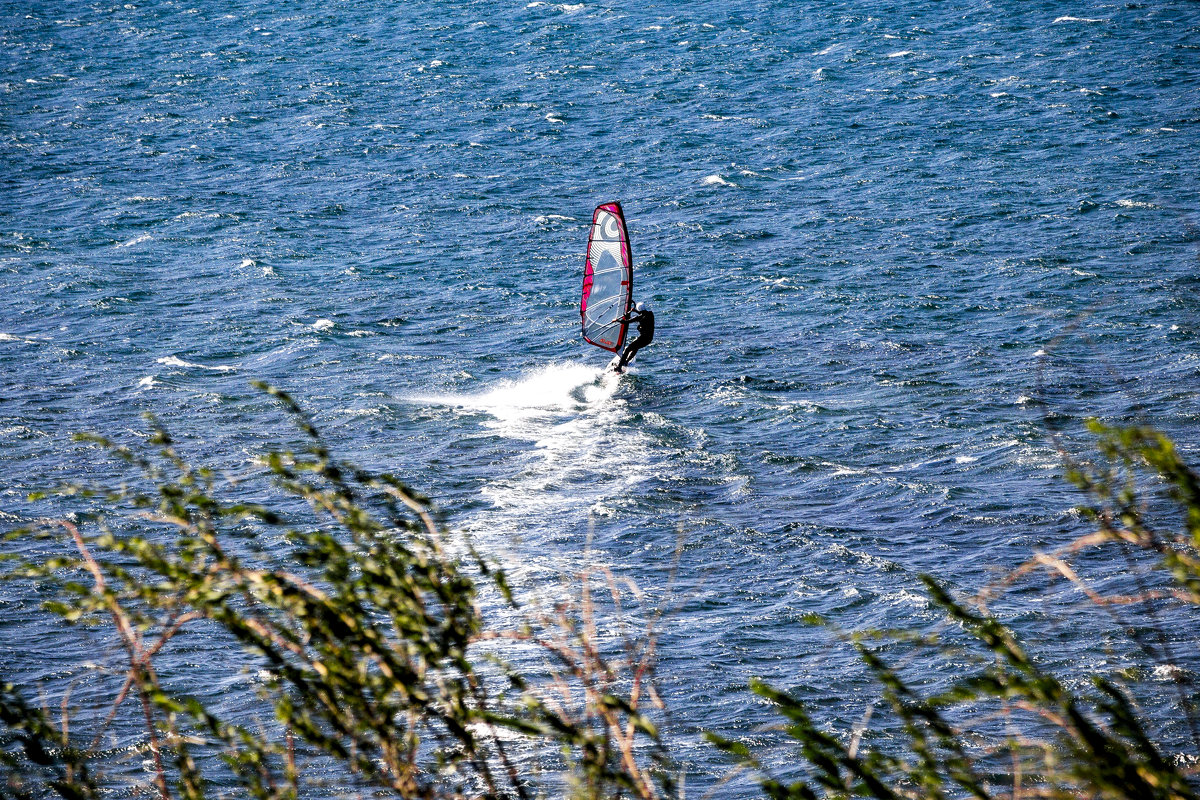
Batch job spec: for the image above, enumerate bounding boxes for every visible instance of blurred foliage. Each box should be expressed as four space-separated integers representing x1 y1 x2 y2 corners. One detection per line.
712 419 1200 799
1 384 672 800
6 385 1200 800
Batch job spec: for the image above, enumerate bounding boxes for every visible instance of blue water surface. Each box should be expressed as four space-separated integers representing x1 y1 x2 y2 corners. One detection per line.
2 0 1199 793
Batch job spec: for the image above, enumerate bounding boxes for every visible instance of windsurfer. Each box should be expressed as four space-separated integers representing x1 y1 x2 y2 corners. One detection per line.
614 302 654 373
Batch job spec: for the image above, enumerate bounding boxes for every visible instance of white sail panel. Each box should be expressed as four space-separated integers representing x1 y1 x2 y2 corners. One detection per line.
580 202 632 352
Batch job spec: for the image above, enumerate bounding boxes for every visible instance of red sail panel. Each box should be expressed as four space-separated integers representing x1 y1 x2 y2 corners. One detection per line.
580 202 632 353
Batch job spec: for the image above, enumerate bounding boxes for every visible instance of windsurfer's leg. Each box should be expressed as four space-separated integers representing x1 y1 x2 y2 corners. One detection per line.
616 340 642 371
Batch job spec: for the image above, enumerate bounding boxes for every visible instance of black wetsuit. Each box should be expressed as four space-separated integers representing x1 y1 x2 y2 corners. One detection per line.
616 308 654 370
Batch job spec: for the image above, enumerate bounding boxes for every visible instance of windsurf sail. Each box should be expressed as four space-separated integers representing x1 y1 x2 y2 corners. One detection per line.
580 202 633 352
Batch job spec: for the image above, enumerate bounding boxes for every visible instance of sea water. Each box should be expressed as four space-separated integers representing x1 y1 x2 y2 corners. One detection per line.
2 0 1199 793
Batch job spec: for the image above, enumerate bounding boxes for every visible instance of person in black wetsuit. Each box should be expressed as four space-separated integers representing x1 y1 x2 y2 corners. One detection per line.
614 301 654 372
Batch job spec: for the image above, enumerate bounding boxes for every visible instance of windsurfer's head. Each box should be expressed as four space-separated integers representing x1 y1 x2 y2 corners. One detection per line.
636 302 646 312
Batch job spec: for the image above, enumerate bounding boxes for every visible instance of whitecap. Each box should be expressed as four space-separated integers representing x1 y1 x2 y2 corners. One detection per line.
238 258 255 268
334 407 383 417
544 113 564 123
1033 349 1047 357
0 425 36 438
702 174 734 187
954 455 979 464
156 356 237 372
887 50 914 58
313 319 335 331
1116 199 1156 209
115 233 151 248
1053 16 1105 23
1152 664 1185 681
137 376 157 389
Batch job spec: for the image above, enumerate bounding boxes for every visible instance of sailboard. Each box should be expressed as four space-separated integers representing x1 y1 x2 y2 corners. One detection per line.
580 202 633 353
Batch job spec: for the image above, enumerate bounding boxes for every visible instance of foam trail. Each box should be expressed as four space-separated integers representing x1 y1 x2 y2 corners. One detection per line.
424 362 618 428
412 362 651 569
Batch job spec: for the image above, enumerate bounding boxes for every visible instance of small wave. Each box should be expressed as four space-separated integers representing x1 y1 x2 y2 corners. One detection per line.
1053 15 1105 23
887 50 915 58
533 214 576 224
137 376 157 389
544 113 564 123
828 462 870 477
334 407 384 417
702 174 734 187
954 455 979 464
156 356 237 372
1152 664 1185 682
313 319 335 331
0 425 40 438
1116 199 1157 209
126 196 167 203
115 233 152 248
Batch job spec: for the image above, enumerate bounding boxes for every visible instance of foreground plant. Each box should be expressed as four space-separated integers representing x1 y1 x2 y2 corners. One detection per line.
1 384 671 800
713 419 1200 799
